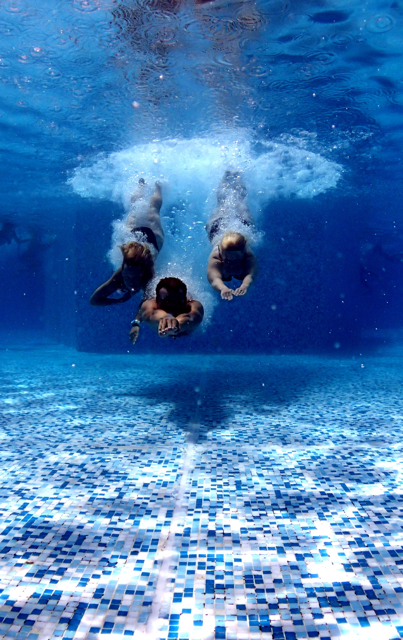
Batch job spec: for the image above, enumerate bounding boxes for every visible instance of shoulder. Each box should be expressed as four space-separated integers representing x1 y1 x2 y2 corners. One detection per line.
139 298 159 321
208 247 222 266
140 298 158 311
188 299 204 316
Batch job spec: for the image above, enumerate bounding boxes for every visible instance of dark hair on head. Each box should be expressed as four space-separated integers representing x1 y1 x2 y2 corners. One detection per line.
156 277 187 299
120 241 154 287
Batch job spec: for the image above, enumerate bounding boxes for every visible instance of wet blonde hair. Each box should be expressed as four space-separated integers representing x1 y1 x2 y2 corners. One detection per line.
221 231 247 252
119 241 154 287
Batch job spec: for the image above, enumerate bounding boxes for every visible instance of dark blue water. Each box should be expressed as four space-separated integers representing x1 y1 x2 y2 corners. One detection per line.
1 0 403 353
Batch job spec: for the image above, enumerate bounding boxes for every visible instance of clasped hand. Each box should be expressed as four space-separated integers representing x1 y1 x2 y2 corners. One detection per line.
129 325 140 344
234 283 248 296
158 317 180 337
221 284 249 300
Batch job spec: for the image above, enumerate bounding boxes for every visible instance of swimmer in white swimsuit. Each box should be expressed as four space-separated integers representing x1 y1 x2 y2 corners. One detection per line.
130 277 204 344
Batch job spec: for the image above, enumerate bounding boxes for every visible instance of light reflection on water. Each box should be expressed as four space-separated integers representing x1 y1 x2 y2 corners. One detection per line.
0 0 403 221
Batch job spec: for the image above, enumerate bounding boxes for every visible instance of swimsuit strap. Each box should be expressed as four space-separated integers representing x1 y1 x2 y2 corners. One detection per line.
131 226 159 252
208 218 224 243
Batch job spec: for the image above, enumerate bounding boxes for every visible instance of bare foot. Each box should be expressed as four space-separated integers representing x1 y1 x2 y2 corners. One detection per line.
130 178 147 203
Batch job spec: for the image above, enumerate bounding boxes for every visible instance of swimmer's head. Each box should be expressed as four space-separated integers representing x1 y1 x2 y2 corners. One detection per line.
120 241 154 293
220 231 247 261
156 277 187 313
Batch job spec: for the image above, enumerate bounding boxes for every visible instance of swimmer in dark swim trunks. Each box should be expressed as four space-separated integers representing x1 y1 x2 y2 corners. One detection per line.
205 170 253 243
206 172 257 301
90 180 164 306
129 277 204 344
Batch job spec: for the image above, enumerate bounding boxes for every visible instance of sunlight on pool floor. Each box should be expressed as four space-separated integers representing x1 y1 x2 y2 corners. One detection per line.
0 348 402 639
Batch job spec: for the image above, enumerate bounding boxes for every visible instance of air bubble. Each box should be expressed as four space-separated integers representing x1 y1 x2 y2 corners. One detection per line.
3 0 28 13
366 14 394 33
73 0 100 12
46 68 62 79
31 46 44 57
18 54 30 64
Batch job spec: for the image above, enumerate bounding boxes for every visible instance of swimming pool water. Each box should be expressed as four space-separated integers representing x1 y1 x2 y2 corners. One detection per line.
3 0 403 637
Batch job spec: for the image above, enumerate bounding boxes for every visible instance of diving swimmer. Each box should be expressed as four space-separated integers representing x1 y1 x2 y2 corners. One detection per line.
90 180 164 306
129 277 204 344
206 171 257 301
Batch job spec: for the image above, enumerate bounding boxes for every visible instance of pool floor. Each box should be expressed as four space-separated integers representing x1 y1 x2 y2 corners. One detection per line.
0 348 403 639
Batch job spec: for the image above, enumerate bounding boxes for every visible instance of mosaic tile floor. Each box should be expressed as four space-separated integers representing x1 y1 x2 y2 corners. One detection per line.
1 347 403 640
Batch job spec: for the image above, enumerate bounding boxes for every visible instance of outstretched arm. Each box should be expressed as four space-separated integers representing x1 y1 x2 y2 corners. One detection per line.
234 249 257 296
138 299 172 334
129 300 144 344
139 300 204 338
207 253 234 301
90 269 131 306
173 300 204 336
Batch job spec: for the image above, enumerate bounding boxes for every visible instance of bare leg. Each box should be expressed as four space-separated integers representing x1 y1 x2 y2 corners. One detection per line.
149 181 162 215
206 172 247 242
126 180 164 251
130 177 146 205
235 200 254 226
217 170 247 204
146 182 164 250
126 178 148 229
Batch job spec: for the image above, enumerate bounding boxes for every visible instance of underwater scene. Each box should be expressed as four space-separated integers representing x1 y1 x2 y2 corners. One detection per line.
2 0 403 638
